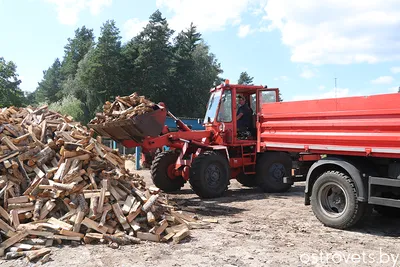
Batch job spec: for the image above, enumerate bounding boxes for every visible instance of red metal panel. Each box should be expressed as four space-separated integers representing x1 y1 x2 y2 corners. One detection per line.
259 93 400 158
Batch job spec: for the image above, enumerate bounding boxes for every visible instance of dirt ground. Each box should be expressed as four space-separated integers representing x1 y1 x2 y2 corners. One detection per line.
2 169 400 267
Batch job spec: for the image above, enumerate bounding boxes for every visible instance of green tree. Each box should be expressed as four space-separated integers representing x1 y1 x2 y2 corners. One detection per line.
0 57 25 107
71 20 124 122
169 23 202 116
61 26 95 81
133 10 174 102
35 58 63 103
238 71 253 85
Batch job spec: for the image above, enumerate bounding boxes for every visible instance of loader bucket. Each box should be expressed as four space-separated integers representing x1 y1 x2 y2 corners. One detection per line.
88 106 167 143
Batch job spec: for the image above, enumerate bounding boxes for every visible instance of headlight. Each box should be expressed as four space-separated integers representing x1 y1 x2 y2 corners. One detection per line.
219 122 225 132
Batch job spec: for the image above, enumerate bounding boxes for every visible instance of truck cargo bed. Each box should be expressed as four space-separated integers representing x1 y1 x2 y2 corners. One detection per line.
259 93 400 158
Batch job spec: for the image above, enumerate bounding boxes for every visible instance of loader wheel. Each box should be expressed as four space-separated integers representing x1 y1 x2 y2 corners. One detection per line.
150 151 185 192
256 152 292 193
236 173 257 187
311 171 369 229
189 151 230 198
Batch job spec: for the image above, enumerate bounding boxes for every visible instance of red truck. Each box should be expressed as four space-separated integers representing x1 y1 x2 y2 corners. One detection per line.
89 80 400 230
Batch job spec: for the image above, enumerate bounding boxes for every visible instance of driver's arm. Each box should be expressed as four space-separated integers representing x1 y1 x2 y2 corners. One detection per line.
237 112 243 120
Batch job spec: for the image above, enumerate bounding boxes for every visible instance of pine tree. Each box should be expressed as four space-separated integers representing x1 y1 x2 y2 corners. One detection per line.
35 58 63 103
134 10 174 102
61 26 95 80
238 71 254 85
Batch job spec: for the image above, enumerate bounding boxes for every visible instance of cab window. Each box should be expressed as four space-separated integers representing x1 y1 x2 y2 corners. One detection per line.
217 90 232 122
259 90 277 110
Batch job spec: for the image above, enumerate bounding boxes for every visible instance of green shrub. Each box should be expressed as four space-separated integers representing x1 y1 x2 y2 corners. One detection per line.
48 94 84 122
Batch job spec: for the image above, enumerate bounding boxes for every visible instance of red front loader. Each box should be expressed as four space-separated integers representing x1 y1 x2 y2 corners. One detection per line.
89 81 300 199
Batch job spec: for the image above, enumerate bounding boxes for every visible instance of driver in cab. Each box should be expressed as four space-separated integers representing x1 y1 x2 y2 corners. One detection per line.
236 95 252 132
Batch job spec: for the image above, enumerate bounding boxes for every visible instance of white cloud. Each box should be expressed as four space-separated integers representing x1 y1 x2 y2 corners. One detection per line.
300 66 316 79
262 0 400 65
319 85 325 90
124 18 147 39
156 0 259 33
371 76 394 84
44 0 111 25
238 25 251 38
292 87 350 101
389 86 399 93
87 0 111 15
391 67 400 74
274 75 289 81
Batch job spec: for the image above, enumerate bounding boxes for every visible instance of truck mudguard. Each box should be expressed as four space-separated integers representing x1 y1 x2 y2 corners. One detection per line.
304 157 367 205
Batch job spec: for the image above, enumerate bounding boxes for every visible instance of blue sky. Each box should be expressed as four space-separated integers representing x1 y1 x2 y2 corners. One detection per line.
1 0 400 101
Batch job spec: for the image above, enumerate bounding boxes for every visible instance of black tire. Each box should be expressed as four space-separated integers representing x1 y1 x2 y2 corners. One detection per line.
256 152 292 193
150 151 185 192
189 151 230 198
311 171 369 229
236 173 257 187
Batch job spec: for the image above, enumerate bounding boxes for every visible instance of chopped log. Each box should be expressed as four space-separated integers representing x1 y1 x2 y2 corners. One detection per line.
136 232 160 242
155 219 169 235
0 231 28 256
109 185 123 201
112 203 130 230
25 247 51 261
10 210 20 229
7 196 29 204
35 146 56 166
83 190 111 199
81 217 108 234
59 229 84 238
0 151 19 163
172 228 190 244
5 251 26 260
99 204 112 227
33 167 45 179
97 179 107 214
161 232 175 242
88 196 99 219
39 200 56 220
47 217 73 231
147 211 155 224
0 218 15 234
53 234 81 241
142 194 159 213
73 209 85 233
1 136 19 151
122 195 135 215
33 198 43 221
0 205 11 222
7 202 34 210
103 233 140 245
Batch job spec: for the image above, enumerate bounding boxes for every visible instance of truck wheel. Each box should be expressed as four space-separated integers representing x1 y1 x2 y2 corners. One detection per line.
150 151 185 192
311 171 368 229
256 152 292 193
236 173 257 187
189 151 230 198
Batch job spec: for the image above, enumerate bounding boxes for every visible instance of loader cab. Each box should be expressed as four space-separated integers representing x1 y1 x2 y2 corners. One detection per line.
203 80 279 144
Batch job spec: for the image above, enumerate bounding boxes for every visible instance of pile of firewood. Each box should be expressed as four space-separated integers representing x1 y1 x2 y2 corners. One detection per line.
89 93 156 124
0 105 200 262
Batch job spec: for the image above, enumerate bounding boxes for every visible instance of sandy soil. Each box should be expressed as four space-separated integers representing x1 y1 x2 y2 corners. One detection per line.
2 170 400 267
